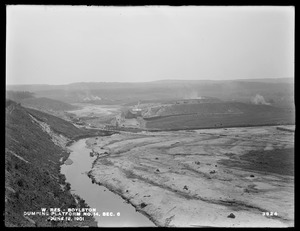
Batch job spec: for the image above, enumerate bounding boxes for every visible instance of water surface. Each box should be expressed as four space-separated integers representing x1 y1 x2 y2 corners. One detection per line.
61 138 155 227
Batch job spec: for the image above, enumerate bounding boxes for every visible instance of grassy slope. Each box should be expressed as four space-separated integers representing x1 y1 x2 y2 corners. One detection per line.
146 102 295 130
5 91 35 103
5 100 98 227
25 107 112 140
220 148 294 176
21 97 79 111
6 91 78 111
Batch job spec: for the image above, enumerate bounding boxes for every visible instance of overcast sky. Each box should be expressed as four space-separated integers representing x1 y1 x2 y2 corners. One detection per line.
6 5 294 85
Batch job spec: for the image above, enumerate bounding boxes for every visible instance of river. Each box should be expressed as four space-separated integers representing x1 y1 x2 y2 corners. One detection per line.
60 138 155 227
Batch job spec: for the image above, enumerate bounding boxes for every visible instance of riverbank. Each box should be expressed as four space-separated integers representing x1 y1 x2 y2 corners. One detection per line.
63 131 116 166
87 172 160 227
62 139 156 227
87 125 294 227
5 101 98 227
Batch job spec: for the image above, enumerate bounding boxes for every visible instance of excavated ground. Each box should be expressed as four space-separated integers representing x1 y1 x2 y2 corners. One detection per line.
87 125 294 227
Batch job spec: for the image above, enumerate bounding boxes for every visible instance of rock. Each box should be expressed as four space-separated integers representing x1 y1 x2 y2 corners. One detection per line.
250 175 255 177
23 215 36 225
210 170 216 174
227 213 235 218
6 186 16 193
195 161 200 165
215 165 217 167
183 185 188 190
156 169 160 172
140 202 147 208
64 158 73 165
155 157 159 160
126 190 129 192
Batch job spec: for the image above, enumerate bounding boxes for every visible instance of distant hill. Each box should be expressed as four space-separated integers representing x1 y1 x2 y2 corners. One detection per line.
6 78 294 107
6 91 78 112
233 78 294 83
21 97 79 112
6 91 35 102
5 100 110 227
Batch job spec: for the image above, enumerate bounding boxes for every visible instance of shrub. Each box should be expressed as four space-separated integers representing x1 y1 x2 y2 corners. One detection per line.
17 179 24 187
65 183 71 191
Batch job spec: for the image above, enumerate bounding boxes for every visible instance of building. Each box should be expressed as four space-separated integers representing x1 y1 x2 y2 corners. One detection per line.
125 101 142 118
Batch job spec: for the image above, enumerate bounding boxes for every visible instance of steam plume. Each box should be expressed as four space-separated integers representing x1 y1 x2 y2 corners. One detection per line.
251 94 270 105
183 90 203 99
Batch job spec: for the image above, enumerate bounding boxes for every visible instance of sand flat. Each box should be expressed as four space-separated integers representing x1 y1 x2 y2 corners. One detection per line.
88 125 294 227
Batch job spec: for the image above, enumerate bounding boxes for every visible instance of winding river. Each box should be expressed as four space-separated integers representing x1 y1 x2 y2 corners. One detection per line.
60 138 155 227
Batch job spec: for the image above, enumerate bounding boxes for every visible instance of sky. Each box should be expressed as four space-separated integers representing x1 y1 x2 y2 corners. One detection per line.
6 5 294 85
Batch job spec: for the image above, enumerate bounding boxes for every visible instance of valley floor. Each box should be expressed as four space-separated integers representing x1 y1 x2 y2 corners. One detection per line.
87 125 294 227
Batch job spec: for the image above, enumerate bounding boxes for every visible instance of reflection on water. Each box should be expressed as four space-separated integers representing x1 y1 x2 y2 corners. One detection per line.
61 138 155 227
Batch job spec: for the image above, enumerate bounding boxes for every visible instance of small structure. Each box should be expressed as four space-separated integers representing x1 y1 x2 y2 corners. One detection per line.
125 101 142 118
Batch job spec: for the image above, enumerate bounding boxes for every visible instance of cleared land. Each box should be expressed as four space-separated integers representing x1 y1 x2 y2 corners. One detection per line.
87 125 294 227
144 103 294 130
62 101 295 132
21 97 79 111
67 103 121 127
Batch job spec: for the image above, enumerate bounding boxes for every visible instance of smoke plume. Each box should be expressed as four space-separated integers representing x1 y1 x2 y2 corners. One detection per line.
183 90 203 99
251 94 270 105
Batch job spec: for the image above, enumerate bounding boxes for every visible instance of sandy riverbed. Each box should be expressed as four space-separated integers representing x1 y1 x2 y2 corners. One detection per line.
87 125 294 227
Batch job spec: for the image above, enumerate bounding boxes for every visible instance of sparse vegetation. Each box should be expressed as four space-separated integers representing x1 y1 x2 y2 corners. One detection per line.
25 107 111 140
145 102 294 130
221 148 294 176
6 91 35 102
21 97 79 111
5 100 97 227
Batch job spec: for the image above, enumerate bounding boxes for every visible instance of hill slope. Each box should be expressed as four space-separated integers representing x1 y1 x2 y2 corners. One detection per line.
144 102 295 130
6 91 79 116
5 100 108 227
6 78 294 107
21 97 79 111
5 91 35 102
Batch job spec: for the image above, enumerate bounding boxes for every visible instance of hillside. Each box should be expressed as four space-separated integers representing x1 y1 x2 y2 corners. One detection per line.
24 107 104 140
143 102 288 119
21 97 79 112
6 91 78 111
5 100 110 227
5 91 35 102
144 102 295 130
6 78 294 107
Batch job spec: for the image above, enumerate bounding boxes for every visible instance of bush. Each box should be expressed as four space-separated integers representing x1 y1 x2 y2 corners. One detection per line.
15 191 20 199
65 183 71 191
17 179 24 187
